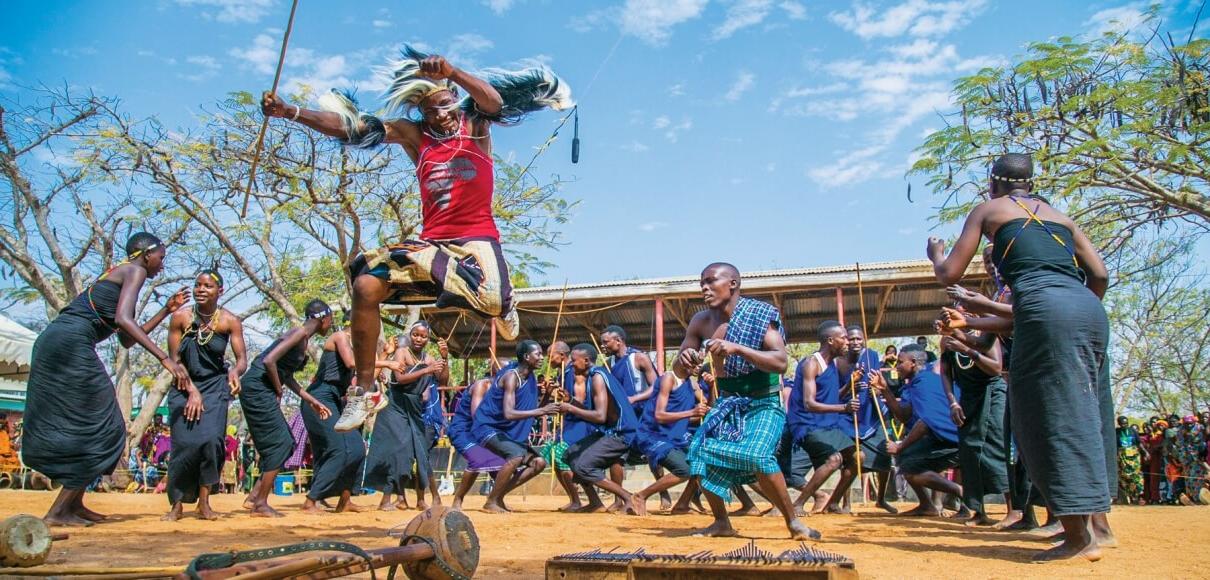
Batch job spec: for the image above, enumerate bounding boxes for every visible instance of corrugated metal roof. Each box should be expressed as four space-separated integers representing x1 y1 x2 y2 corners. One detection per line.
384 258 990 358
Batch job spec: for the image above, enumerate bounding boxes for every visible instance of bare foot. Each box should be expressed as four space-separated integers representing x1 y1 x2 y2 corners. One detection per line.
242 496 256 510
788 519 823 540
575 502 607 513
482 501 509 514
1005 518 1039 531
1033 521 1063 537
335 502 363 514
994 510 1023 530
809 491 829 514
825 504 852 515
1032 537 1101 563
964 513 996 527
451 500 464 512
394 501 411 511
606 499 626 514
659 496 673 511
249 505 284 518
196 506 221 521
74 505 108 522
300 503 327 515
416 500 429 512
876 500 899 514
160 509 182 522
669 506 694 515
558 502 583 513
693 520 739 537
729 504 761 517
628 495 648 517
899 504 942 517
45 513 94 527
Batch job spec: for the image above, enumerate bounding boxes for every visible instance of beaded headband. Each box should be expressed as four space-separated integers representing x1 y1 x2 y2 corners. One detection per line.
309 307 333 320
990 173 1032 183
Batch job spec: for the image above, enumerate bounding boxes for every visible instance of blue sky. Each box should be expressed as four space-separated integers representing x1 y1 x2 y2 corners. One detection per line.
1 0 1197 288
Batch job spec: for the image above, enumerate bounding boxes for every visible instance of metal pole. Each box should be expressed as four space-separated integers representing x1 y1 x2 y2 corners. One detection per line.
655 298 665 373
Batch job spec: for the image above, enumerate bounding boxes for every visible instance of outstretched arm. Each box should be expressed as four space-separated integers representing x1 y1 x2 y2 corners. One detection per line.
929 203 987 285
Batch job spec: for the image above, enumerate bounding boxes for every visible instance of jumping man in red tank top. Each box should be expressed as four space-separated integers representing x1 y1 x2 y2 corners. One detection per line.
262 45 573 430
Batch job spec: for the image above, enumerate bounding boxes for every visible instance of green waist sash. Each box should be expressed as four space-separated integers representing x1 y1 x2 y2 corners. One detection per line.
718 372 781 399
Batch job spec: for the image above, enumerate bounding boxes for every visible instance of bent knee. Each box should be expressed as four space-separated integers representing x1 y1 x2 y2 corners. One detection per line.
352 274 390 302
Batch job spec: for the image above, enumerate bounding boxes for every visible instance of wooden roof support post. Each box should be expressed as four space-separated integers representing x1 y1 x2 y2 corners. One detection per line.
872 284 895 335
655 298 665 373
835 287 845 326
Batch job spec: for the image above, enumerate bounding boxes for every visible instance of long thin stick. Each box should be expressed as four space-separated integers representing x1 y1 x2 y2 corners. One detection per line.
240 0 300 218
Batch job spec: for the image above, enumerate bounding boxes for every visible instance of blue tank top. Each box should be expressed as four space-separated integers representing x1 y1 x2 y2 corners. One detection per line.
560 365 599 446
904 370 959 444
448 379 488 451
595 366 639 446
610 348 654 416
637 377 695 449
787 352 846 442
840 348 886 438
472 362 538 444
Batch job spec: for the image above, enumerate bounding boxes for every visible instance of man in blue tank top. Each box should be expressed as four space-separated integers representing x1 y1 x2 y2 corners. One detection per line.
874 344 962 516
632 370 711 514
838 325 897 514
787 321 860 515
602 325 671 509
472 340 559 513
561 344 645 513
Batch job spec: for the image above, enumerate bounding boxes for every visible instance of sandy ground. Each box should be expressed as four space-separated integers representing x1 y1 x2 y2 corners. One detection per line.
1 490 1207 579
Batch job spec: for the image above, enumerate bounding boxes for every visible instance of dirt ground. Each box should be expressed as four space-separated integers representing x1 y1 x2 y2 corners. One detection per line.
1 490 1207 579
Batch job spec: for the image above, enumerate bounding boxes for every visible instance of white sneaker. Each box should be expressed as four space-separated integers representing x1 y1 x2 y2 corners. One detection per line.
334 394 370 432
494 306 520 341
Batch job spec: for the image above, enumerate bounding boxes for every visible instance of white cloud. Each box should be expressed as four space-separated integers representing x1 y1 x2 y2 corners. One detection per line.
724 71 755 101
668 82 686 97
175 0 274 24
1086 4 1149 36
181 55 222 82
663 118 693 142
137 49 178 66
620 0 709 45
780 1 807 20
229 33 284 75
372 19 392 28
650 114 692 142
807 145 889 188
621 140 651 152
445 33 494 66
483 0 517 14
51 47 98 58
639 221 669 232
918 126 937 138
897 228 916 235
0 48 19 88
713 0 774 40
765 162 777 172
829 0 986 39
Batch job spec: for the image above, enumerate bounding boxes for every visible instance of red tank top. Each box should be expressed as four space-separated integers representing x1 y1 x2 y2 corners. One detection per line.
415 122 499 241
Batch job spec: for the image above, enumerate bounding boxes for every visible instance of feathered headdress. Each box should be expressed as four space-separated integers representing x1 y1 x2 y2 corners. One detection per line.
317 44 573 148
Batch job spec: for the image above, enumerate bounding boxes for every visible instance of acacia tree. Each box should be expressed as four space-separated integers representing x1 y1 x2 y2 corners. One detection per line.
910 16 1210 261
1108 236 1209 417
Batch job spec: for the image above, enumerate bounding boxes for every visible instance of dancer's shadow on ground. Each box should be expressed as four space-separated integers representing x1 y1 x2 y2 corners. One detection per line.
859 538 1039 563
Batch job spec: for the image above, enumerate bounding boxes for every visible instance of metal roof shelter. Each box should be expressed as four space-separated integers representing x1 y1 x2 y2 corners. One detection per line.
386 258 989 369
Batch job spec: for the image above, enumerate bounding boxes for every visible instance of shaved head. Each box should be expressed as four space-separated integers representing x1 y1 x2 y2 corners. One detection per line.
703 262 740 282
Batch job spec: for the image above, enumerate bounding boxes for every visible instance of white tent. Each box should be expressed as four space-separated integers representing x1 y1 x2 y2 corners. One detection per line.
0 314 37 411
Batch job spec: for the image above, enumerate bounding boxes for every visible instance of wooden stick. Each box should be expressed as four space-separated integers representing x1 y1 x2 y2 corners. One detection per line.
240 0 300 218
1 566 183 577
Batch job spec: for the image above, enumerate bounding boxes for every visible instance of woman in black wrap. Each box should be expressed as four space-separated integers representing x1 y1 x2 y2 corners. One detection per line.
364 322 449 510
300 316 402 514
239 299 334 517
163 268 248 521
929 153 1112 562
938 325 1008 527
23 232 191 526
